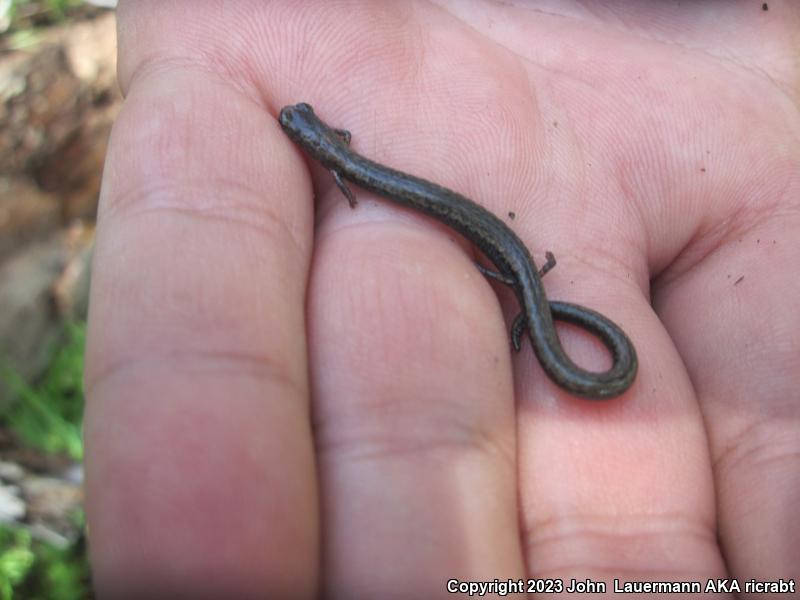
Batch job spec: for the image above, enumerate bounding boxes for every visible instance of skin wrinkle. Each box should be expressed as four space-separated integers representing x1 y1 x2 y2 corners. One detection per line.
315 424 516 476
713 418 800 476
313 395 516 468
524 514 718 572
120 53 226 99
526 512 717 543
529 551 721 581
611 158 652 267
440 0 800 98
99 179 308 262
567 1 798 95
651 135 798 290
435 1 721 71
85 346 307 407
654 209 795 295
118 43 282 123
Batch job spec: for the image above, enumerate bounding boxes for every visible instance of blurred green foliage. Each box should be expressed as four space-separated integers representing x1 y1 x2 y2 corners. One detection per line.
0 0 101 595
0 526 89 600
1 322 85 461
0 529 34 600
0 321 89 598
2 0 86 46
5 0 83 25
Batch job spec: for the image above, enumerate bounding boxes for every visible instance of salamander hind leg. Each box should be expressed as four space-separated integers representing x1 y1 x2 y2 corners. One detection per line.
476 263 515 286
510 312 527 352
476 252 555 284
539 251 556 277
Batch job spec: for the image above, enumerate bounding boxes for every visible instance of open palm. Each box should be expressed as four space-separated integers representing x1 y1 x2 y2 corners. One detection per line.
85 2 799 597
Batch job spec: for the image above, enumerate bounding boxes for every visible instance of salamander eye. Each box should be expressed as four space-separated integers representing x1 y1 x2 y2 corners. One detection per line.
278 106 294 127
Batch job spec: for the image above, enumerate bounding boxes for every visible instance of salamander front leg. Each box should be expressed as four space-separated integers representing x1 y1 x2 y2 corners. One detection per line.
333 128 351 145
330 127 357 207
331 169 357 208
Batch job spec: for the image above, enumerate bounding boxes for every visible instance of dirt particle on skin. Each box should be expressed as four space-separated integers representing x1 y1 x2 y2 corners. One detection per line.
553 121 558 128
700 167 706 173
508 211 515 220
734 276 744 286
762 2 768 10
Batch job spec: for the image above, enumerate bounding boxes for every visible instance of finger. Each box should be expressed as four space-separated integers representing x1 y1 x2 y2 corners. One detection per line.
84 3 318 597
311 220 524 597
658 225 800 584
515 261 725 589
284 61 537 600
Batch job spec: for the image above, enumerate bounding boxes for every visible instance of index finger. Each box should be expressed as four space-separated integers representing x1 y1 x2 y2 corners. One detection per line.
83 5 317 597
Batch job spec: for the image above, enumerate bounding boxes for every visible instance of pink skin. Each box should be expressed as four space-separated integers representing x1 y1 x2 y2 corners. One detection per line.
85 2 800 598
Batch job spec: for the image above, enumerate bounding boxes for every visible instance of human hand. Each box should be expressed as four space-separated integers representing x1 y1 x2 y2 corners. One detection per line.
85 2 799 597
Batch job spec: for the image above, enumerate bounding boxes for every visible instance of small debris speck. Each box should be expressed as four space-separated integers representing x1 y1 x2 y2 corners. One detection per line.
508 211 516 220
762 3 768 10
734 276 744 286
700 167 706 173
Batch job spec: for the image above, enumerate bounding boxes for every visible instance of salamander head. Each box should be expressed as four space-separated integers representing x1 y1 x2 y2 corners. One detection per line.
279 102 324 148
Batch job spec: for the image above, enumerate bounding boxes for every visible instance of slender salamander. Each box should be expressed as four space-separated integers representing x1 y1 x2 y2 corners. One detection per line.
279 102 637 399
